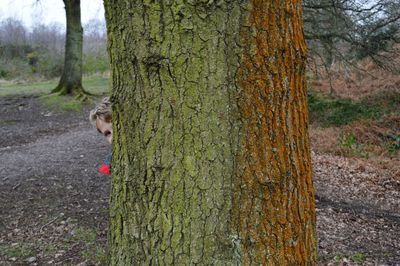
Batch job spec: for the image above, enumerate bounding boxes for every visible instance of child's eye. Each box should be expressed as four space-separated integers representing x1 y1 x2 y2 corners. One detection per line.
104 131 111 137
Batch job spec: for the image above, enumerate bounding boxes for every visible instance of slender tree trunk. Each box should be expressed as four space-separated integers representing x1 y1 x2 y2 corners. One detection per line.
52 0 88 97
105 0 317 265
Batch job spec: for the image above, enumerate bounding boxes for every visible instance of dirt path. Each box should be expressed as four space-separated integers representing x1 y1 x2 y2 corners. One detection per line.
0 96 111 265
0 95 399 265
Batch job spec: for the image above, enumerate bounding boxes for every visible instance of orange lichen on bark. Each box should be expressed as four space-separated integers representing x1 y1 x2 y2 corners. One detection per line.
234 0 317 264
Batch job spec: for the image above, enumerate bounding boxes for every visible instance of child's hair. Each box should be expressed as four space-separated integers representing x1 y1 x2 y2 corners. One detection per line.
89 97 112 124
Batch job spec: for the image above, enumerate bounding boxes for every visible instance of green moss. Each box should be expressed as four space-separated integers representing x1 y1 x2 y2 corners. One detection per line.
183 155 196 177
186 58 203 82
148 3 162 41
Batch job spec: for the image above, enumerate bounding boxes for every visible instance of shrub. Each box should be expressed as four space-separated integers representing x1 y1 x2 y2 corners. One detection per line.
0 58 31 79
83 53 109 74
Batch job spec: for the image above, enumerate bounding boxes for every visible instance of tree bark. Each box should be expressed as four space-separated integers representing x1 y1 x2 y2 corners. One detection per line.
52 0 88 97
104 0 317 265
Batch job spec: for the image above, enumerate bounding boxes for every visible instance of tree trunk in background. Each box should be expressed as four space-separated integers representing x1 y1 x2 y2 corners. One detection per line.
52 0 88 97
104 0 317 264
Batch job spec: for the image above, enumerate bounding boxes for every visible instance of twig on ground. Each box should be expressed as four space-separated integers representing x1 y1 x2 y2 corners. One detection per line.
12 183 20 190
40 214 63 232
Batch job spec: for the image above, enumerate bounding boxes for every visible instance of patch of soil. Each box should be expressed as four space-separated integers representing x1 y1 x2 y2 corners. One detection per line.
1 95 399 265
0 95 86 148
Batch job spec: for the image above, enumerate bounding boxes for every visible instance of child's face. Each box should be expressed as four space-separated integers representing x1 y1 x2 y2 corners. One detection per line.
96 118 112 144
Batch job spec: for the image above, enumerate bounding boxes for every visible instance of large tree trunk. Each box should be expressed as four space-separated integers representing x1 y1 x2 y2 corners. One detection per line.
104 0 317 265
52 0 88 97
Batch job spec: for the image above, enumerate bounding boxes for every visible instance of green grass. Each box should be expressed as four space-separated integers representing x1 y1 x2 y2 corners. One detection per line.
339 131 370 158
308 90 400 127
330 253 367 264
0 243 35 258
351 253 366 263
0 239 107 264
40 94 83 112
0 76 110 112
67 227 108 265
71 227 97 243
0 79 57 96
82 76 110 95
333 254 344 263
340 131 357 150
42 243 58 256
81 246 108 265
387 135 400 154
0 76 109 97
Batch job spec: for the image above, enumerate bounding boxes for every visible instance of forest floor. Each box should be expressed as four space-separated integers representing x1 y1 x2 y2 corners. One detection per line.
0 94 399 265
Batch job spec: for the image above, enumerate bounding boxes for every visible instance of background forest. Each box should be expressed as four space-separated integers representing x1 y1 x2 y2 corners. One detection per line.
0 18 107 80
0 0 399 265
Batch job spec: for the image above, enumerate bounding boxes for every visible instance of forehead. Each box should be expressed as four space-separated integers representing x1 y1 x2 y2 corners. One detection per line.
96 118 112 131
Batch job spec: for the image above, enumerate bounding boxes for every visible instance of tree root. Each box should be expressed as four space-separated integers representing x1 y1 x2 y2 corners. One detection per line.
51 83 94 102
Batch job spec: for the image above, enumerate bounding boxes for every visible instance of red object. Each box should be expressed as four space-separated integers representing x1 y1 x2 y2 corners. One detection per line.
99 164 110 175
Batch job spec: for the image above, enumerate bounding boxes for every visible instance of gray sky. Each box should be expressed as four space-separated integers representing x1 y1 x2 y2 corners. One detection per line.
0 0 105 29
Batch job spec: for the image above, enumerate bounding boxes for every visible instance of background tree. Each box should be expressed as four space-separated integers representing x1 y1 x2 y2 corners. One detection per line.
0 18 33 78
82 19 109 74
0 18 27 47
52 0 90 98
105 0 317 264
30 23 65 55
0 18 29 60
303 0 400 72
